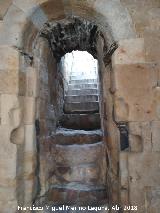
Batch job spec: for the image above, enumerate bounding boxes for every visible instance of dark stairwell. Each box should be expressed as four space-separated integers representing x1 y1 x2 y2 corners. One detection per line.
42 51 108 210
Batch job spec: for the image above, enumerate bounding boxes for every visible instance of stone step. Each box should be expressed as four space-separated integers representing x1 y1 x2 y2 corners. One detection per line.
60 113 100 130
69 79 98 84
66 88 98 96
51 128 102 145
68 83 98 90
48 141 106 197
52 141 105 167
50 163 105 186
70 75 97 80
47 184 107 205
64 101 99 113
65 95 98 103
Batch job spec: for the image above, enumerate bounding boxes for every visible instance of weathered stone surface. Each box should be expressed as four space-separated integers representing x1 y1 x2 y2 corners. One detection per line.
128 152 160 213
52 142 105 166
148 8 160 27
0 46 19 94
10 125 25 145
144 32 160 62
60 113 101 130
113 63 158 122
51 129 102 145
26 67 38 97
24 124 36 153
0 200 18 213
64 101 99 113
47 185 107 205
40 17 101 61
0 0 12 19
112 38 145 65
24 125 37 174
52 164 104 186
0 4 28 47
94 0 136 40
129 122 143 152
0 125 17 187
119 152 129 204
20 96 36 125
39 0 65 22
13 0 39 13
151 121 160 152
145 186 160 213
1 94 21 128
129 122 152 152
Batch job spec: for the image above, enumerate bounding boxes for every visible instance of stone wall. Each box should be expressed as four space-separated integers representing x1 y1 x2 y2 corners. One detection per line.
0 0 160 212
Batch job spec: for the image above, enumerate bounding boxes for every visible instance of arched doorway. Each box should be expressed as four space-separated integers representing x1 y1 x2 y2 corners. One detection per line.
30 17 116 209
0 0 136 211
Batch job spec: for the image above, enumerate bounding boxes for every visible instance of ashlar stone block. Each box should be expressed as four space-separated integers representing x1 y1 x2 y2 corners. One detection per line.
119 152 129 204
144 32 160 62
13 0 48 29
151 121 160 152
0 125 17 187
113 63 158 122
128 152 160 212
0 4 28 47
0 0 12 20
23 125 37 178
1 94 22 128
112 38 145 65
20 96 36 125
0 45 19 94
26 67 38 97
128 122 152 152
145 186 160 213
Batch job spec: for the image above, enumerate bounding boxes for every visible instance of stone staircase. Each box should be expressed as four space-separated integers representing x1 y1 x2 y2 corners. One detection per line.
35 63 108 210
64 77 99 114
37 128 108 210
61 75 100 130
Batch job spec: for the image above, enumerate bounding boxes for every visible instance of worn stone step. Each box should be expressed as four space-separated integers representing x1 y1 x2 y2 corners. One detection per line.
64 101 99 113
68 83 98 90
70 75 97 80
51 128 102 145
60 113 100 130
69 79 98 84
65 94 98 103
51 163 105 186
52 142 105 167
66 88 98 96
47 184 107 205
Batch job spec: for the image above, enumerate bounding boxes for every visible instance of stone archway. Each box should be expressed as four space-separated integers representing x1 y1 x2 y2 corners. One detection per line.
0 0 138 212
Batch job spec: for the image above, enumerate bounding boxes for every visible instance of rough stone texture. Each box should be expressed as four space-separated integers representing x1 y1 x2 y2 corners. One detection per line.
40 17 117 65
145 186 160 213
119 152 129 205
47 186 107 206
52 142 105 167
112 38 145 65
0 0 12 20
0 4 28 47
40 17 100 61
151 121 160 152
0 46 19 94
59 113 101 130
128 153 160 213
113 63 158 122
51 129 102 145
